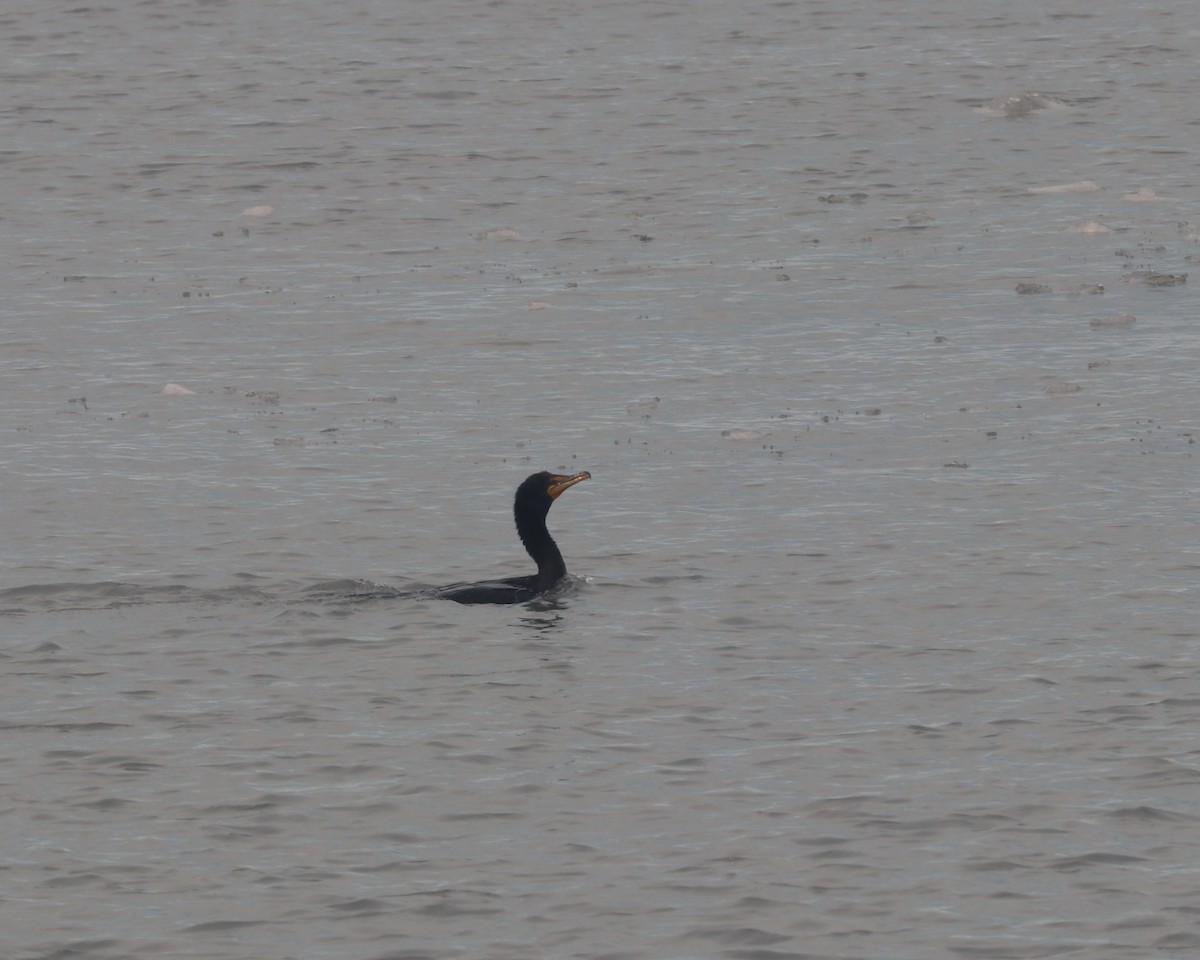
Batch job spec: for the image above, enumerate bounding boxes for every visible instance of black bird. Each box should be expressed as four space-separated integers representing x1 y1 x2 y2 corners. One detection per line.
434 470 591 605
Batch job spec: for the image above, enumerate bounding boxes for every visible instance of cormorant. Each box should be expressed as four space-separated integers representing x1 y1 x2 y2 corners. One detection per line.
434 470 591 605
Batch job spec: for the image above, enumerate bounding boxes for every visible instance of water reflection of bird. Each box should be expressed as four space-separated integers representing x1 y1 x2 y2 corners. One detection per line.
434 471 591 605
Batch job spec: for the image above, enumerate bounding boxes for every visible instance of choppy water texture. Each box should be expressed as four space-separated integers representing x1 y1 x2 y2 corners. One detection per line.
3 1 1199 958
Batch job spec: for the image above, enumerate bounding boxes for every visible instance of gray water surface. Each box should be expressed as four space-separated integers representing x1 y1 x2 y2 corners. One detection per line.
2 1 1199 958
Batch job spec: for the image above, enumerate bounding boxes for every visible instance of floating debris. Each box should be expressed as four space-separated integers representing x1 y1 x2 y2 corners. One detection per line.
1016 282 1053 294
1090 315 1136 328
1115 246 1167 258
1145 273 1187 287
1028 180 1098 194
943 460 970 468
1122 271 1187 287
722 429 765 441
981 92 1065 118
242 205 274 217
161 383 196 396
475 227 523 241
1063 220 1112 235
626 397 660 417
1044 382 1082 395
1122 187 1171 202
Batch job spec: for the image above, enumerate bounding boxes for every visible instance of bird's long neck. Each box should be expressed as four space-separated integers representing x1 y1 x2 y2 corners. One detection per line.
516 507 566 588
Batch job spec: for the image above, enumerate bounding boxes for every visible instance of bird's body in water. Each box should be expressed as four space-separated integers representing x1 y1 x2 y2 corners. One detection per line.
434 470 591 605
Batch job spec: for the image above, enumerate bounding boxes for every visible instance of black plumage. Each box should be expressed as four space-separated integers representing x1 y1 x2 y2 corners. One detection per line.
434 470 590 604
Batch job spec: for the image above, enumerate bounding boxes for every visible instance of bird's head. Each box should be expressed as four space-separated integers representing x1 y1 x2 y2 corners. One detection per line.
515 470 591 516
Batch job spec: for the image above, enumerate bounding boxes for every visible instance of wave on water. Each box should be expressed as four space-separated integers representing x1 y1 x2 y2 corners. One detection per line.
0 580 277 615
303 578 424 603
304 576 586 608
0 574 589 616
